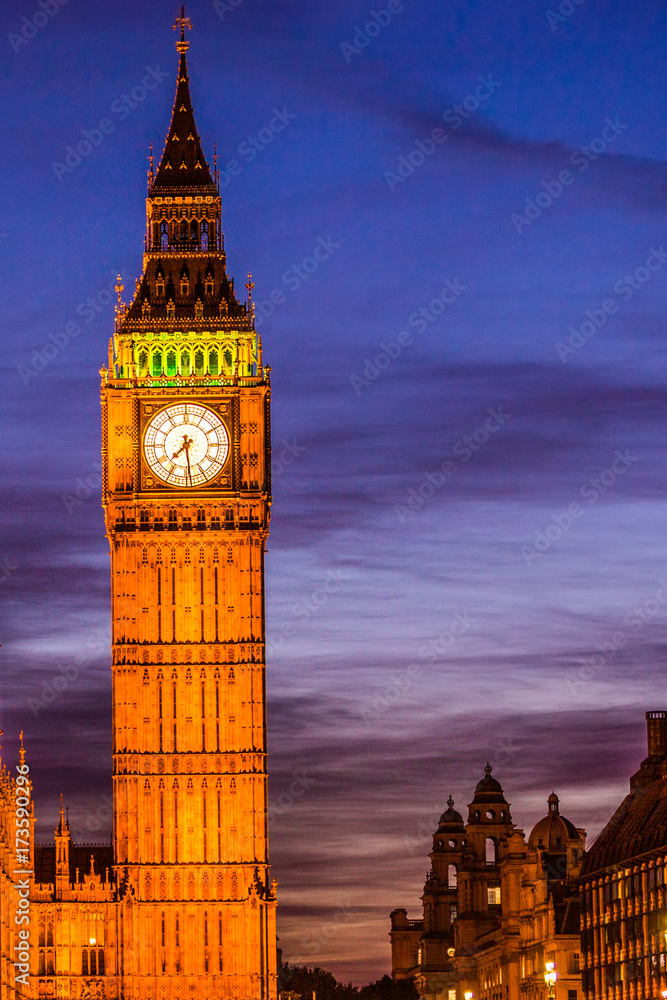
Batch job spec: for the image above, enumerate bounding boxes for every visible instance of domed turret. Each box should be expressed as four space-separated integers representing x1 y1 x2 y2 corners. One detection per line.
437 796 464 832
528 793 582 852
471 762 508 805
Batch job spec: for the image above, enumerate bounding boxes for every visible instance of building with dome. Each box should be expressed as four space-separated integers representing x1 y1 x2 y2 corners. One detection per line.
390 765 585 1000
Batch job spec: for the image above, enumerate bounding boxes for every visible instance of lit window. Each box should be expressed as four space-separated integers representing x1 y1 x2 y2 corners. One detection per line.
487 886 501 905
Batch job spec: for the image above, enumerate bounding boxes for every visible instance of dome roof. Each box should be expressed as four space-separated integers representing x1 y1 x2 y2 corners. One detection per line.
437 796 464 830
471 763 508 805
528 793 582 851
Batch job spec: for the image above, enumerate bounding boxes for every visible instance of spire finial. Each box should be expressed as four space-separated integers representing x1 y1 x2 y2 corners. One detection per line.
174 6 192 53
59 793 64 823
447 795 454 809
485 761 492 777
19 730 26 766
246 273 254 303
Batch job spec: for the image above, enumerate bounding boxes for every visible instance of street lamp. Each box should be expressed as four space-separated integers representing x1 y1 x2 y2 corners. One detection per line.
545 962 557 1000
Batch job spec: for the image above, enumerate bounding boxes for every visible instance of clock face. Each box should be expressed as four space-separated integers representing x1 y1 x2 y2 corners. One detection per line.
143 403 230 488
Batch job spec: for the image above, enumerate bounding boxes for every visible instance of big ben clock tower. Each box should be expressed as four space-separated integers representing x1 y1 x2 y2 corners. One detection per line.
100 9 276 999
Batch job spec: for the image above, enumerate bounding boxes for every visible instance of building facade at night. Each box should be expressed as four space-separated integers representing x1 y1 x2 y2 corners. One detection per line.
0 11 276 1000
390 766 584 1000
580 711 667 999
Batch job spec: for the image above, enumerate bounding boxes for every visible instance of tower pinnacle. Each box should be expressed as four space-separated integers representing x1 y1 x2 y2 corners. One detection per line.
174 6 192 53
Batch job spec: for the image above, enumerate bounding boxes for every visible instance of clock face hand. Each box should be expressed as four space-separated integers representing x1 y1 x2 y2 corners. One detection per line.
185 442 192 486
172 433 193 460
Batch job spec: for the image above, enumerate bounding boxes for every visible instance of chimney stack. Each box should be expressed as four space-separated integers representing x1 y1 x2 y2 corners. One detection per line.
646 711 667 757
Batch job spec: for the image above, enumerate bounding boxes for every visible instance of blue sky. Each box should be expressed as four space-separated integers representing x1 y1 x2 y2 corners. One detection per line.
1 0 667 982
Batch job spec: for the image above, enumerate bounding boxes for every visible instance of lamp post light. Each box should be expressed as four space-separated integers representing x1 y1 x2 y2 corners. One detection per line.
544 961 557 1000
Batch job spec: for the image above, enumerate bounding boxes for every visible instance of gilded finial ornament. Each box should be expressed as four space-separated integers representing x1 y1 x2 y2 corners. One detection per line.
19 729 26 766
174 6 192 53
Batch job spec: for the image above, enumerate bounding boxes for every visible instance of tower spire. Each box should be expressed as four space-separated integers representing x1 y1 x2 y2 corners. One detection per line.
151 8 215 192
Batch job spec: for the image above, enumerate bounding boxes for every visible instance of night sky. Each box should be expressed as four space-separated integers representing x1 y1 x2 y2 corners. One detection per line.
2 0 667 983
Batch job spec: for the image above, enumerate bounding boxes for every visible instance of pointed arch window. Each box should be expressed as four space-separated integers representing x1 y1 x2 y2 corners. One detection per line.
201 219 209 251
195 349 205 376
151 350 162 377
137 349 149 375
90 950 97 975
166 349 177 376
161 220 168 250
82 950 88 975
209 349 219 376
190 219 199 246
223 347 234 373
181 349 191 375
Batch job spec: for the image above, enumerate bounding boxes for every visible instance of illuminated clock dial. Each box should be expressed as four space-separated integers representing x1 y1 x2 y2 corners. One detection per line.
143 403 229 487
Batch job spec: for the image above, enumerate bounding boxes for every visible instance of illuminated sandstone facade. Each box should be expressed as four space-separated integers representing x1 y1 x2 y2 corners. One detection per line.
390 766 584 1000
1 10 276 1000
